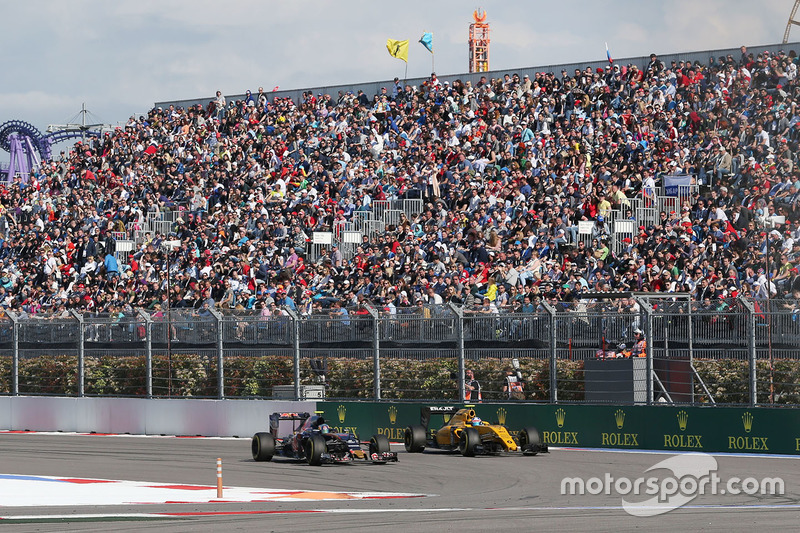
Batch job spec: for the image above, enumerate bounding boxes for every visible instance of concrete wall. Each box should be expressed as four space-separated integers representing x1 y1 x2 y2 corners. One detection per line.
0 397 316 437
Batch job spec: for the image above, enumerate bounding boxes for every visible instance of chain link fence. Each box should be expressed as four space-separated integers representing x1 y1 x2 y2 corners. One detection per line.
0 297 798 405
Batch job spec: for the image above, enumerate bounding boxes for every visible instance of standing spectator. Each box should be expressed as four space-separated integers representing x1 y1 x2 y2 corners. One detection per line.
214 90 226 119
502 364 525 400
104 253 119 281
464 369 482 402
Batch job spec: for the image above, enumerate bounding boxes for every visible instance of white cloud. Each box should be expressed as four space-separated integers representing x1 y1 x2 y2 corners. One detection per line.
0 92 79 125
0 0 794 139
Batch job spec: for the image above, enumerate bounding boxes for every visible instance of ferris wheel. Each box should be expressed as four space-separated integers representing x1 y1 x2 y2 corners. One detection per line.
784 0 800 43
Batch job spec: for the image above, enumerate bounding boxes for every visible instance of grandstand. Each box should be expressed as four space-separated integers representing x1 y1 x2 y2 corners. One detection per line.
0 40 799 403
0 39 800 307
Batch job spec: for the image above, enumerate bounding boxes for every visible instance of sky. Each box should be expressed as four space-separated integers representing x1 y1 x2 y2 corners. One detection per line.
0 0 792 147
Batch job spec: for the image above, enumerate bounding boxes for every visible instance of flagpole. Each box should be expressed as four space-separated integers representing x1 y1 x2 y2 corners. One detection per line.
432 52 435 74
404 62 408 83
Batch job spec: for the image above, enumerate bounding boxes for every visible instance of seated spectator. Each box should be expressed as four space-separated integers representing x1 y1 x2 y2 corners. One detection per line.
0 43 798 324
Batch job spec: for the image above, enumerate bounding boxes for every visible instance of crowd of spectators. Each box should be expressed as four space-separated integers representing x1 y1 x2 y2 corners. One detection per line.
2 44 800 319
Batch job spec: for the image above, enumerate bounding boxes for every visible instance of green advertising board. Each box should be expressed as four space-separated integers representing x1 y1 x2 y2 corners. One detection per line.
316 402 800 455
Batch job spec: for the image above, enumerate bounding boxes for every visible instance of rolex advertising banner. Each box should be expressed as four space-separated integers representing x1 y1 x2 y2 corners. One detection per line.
316 402 800 455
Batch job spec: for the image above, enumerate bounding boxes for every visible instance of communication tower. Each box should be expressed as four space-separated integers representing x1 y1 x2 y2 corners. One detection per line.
468 9 490 73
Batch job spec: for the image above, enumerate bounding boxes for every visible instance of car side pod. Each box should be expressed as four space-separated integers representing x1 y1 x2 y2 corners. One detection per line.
252 432 276 461
404 425 426 453
518 426 548 455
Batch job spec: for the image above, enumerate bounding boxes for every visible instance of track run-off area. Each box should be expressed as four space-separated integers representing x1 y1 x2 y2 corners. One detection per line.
0 432 798 532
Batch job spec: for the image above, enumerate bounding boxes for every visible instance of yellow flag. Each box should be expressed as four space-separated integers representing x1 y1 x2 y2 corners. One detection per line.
386 39 409 62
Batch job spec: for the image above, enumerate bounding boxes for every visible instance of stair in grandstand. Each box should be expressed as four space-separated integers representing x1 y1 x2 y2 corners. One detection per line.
310 198 424 262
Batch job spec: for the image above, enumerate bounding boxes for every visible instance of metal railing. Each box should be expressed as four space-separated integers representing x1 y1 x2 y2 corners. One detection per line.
1 297 798 405
304 199 423 262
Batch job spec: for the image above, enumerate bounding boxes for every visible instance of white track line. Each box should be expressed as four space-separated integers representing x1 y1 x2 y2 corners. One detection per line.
0 474 425 507
4 503 800 521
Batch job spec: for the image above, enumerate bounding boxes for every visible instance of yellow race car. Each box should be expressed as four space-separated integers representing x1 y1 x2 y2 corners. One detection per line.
404 406 548 457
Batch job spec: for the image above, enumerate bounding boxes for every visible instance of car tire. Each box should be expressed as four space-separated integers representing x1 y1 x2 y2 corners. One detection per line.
404 425 426 453
305 434 326 466
369 434 391 463
519 426 541 455
459 427 479 457
251 432 275 462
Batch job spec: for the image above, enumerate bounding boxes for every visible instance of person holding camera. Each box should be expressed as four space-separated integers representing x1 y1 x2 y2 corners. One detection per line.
503 359 525 400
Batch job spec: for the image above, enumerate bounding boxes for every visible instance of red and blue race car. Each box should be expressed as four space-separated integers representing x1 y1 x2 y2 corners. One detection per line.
252 411 398 466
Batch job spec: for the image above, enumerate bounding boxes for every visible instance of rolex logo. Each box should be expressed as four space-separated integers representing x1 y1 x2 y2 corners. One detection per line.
497 407 507 426
615 409 625 430
555 408 566 428
677 410 689 432
337 404 347 424
388 405 398 425
742 412 753 433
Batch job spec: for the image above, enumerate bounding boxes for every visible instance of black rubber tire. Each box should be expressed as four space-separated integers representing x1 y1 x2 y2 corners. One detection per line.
369 434 391 463
305 434 326 466
370 433 391 454
459 427 480 457
251 432 275 462
404 425 426 453
519 426 541 455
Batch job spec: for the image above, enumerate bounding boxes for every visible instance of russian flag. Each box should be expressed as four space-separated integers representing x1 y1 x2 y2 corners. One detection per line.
606 42 613 64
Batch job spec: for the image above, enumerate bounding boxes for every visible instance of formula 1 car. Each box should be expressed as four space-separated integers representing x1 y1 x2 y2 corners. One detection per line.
252 411 398 466
404 406 548 457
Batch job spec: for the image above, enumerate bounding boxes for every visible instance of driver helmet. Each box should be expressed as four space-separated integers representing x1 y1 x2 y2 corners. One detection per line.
319 424 331 434
471 417 482 426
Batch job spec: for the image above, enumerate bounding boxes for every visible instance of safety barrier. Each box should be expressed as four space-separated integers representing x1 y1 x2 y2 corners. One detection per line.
316 401 800 455
0 396 313 436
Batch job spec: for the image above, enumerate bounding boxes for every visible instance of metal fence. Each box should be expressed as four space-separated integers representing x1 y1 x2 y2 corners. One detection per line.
1 297 798 405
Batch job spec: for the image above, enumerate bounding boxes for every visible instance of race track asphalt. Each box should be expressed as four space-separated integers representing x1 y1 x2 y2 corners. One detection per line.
0 433 798 532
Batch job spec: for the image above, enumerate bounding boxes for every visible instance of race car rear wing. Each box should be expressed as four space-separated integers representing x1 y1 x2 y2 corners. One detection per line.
269 412 311 436
420 406 460 431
